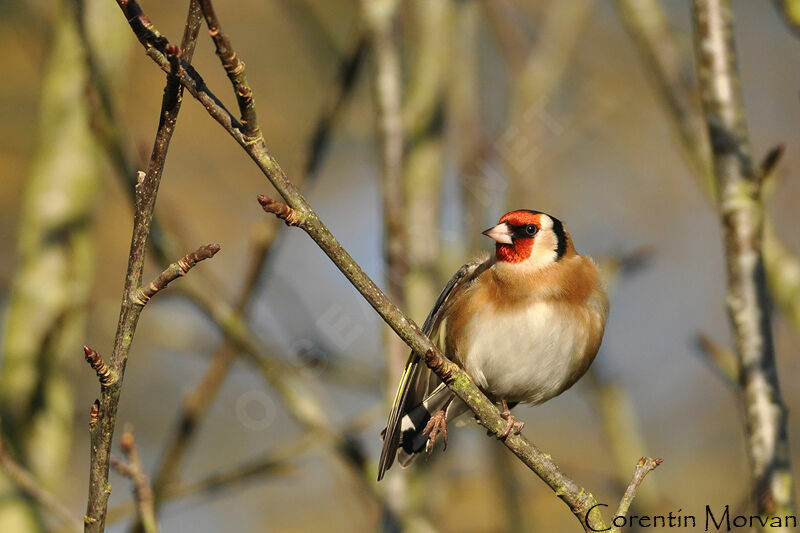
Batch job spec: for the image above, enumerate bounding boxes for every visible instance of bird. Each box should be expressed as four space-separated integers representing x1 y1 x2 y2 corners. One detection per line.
377 209 609 480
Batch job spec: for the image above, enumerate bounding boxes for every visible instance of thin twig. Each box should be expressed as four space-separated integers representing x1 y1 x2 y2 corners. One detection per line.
132 243 220 305
0 429 82 533
198 0 259 139
84 3 206 531
610 457 663 533
695 333 739 385
692 0 795 523
111 428 158 533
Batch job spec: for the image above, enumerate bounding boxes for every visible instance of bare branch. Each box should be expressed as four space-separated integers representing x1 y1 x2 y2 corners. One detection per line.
692 0 794 521
611 457 663 532
133 243 220 305
0 429 82 533
197 0 259 139
111 428 157 533
756 144 785 187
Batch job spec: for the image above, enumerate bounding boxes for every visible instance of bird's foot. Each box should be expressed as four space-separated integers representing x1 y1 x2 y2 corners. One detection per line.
423 409 448 452
499 399 524 439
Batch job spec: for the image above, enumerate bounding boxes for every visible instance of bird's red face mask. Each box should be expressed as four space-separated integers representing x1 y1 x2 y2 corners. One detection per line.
482 211 542 263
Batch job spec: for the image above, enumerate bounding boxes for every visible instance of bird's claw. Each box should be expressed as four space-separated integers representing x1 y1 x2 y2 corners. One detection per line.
423 409 448 452
498 399 523 439
499 416 524 439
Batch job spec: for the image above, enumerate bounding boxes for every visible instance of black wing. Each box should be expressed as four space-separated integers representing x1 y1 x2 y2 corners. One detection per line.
377 255 491 480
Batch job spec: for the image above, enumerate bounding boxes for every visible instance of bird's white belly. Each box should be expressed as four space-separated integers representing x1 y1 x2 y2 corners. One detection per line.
459 301 589 404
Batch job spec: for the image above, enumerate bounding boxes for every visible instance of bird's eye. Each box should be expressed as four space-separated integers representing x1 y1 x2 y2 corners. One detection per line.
525 224 538 236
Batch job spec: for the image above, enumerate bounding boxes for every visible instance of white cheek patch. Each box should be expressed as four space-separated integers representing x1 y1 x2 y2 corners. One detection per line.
522 233 558 271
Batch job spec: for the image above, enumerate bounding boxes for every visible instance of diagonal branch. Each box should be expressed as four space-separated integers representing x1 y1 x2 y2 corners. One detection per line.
258 196 610 531
132 243 220 305
197 0 259 138
0 428 82 533
110 428 157 533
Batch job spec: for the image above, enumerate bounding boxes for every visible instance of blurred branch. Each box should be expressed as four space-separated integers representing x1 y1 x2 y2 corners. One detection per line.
172 280 395 516
614 0 714 199
0 1 129 529
591 249 662 511
306 34 369 178
402 0 450 139
84 3 207 531
774 0 800 37
277 0 369 178
695 333 739 385
147 227 278 510
615 0 800 336
692 0 794 523
108 408 377 528
73 0 188 264
111 428 157 533
450 1 488 250
0 428 82 533
361 0 408 390
484 0 594 209
359 0 412 522
404 0 450 322
400 0 452 524
764 220 800 332
482 0 530 75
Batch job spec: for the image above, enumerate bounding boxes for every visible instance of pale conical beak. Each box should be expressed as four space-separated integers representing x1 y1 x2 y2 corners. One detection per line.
482 223 513 245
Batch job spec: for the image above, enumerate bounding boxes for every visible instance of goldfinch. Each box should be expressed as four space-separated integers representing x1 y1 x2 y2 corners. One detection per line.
378 209 609 480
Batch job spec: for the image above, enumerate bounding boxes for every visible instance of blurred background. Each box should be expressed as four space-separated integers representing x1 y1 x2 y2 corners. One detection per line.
1 0 800 531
